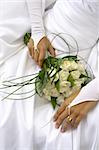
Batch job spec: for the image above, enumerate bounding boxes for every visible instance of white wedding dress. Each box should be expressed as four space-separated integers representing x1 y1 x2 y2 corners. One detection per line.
0 0 99 150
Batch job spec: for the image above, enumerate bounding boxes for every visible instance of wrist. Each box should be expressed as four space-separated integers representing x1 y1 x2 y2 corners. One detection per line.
31 32 46 49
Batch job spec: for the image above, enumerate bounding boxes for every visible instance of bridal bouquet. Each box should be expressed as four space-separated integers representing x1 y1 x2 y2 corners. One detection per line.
0 33 92 109
35 55 91 108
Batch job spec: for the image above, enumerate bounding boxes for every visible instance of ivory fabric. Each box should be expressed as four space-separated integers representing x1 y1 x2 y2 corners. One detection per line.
0 0 99 150
26 0 56 48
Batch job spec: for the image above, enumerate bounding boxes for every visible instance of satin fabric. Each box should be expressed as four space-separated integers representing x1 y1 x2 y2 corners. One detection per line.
0 0 99 150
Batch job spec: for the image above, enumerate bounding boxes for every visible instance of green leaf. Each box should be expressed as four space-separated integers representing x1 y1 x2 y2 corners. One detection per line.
80 73 90 79
38 70 45 80
67 74 75 87
81 80 90 87
39 70 49 88
51 97 57 109
35 78 43 96
24 33 31 45
62 55 78 62
35 69 49 96
55 80 60 91
43 56 60 69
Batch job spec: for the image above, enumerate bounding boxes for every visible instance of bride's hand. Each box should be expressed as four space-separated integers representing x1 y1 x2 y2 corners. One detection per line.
53 92 97 133
28 37 55 67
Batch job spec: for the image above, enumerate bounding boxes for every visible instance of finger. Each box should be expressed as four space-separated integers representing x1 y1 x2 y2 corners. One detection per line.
48 45 56 57
34 50 39 63
28 47 34 59
27 42 32 55
60 118 70 133
31 48 34 59
53 90 80 122
53 102 67 122
53 95 75 122
38 48 46 67
27 40 34 58
55 108 68 129
66 111 78 127
73 115 82 129
72 101 97 129
60 109 78 132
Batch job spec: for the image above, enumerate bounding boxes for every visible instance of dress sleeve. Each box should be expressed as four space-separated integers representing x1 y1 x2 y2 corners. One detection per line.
26 0 46 49
70 77 99 107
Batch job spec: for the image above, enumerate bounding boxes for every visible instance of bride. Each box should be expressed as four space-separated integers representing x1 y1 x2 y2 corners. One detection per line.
0 0 99 150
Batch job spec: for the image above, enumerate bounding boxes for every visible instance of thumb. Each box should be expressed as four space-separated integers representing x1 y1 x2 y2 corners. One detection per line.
48 45 56 57
38 48 46 67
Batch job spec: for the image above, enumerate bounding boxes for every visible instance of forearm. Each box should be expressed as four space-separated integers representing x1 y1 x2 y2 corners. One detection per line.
69 77 99 107
26 0 46 48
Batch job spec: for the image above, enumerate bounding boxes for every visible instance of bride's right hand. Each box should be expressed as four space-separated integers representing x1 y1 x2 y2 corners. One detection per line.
53 90 80 123
53 90 97 132
28 37 56 67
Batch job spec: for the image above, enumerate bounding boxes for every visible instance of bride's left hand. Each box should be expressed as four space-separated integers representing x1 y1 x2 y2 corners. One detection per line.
53 98 97 133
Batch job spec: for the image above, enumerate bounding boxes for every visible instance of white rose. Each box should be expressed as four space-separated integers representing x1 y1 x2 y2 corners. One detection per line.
70 70 81 80
57 95 64 105
59 70 69 81
44 81 54 90
43 88 51 101
43 81 53 93
60 60 78 71
60 60 71 71
50 87 60 97
60 81 71 93
73 80 82 89
69 61 78 71
77 62 86 74
43 80 59 97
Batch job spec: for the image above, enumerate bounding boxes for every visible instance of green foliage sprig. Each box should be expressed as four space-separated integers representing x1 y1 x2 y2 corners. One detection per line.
24 33 31 45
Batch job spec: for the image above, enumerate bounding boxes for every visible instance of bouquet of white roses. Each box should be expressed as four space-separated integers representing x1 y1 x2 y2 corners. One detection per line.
35 55 91 109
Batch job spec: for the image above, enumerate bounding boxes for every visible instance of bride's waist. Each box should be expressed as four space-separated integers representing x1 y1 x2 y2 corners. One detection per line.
0 18 30 43
0 39 26 65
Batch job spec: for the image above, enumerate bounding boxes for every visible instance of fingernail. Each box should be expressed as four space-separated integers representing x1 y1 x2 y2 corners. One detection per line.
61 128 65 133
53 117 56 122
55 124 59 129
